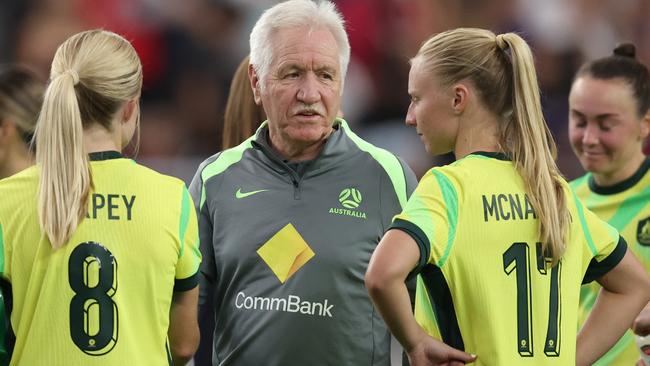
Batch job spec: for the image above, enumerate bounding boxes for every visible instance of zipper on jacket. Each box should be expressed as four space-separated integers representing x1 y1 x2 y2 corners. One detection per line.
292 179 300 200
252 140 303 200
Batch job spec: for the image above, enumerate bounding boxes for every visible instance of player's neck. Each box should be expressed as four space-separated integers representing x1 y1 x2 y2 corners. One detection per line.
454 108 501 160
83 123 121 154
0 144 33 178
592 152 647 187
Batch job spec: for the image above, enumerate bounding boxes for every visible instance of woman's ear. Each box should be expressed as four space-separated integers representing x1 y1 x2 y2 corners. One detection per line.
641 110 650 140
121 98 139 124
451 83 469 114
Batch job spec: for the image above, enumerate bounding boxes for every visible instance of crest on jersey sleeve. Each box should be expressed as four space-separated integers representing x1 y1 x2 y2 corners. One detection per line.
638 216 650 246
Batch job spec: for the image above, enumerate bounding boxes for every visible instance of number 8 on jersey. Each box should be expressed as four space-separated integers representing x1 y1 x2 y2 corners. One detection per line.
68 242 118 355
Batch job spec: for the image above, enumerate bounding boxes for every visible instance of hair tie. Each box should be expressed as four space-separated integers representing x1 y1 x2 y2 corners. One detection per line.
613 43 636 59
66 69 80 85
495 34 509 50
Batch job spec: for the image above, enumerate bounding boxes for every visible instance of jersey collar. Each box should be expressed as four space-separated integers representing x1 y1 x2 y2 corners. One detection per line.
88 151 123 161
470 151 511 161
588 156 650 195
251 120 344 177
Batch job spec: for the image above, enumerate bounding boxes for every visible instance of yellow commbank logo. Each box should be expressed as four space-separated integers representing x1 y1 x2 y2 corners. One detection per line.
257 223 315 283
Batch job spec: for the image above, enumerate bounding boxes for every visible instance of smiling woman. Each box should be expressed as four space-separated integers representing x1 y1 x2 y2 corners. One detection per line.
569 43 650 366
569 45 650 186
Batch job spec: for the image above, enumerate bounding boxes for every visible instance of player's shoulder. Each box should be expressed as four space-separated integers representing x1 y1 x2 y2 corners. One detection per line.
424 152 520 197
110 161 188 201
134 162 186 189
450 152 511 171
423 155 481 186
569 173 590 192
0 167 39 222
0 165 39 196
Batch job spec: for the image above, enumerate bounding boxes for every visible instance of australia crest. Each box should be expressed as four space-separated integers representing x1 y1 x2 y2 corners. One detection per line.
638 217 650 246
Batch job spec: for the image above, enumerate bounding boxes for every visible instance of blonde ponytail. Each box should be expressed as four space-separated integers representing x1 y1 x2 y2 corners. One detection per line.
498 33 569 264
35 30 143 249
35 72 91 249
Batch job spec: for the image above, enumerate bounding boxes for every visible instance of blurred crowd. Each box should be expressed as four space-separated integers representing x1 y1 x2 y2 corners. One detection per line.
1 0 649 182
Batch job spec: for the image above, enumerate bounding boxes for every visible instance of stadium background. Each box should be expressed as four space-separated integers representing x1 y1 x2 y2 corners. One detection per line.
1 0 648 183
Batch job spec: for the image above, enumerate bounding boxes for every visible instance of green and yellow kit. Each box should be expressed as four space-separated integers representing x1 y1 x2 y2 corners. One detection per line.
571 157 650 365
391 152 626 365
0 152 201 365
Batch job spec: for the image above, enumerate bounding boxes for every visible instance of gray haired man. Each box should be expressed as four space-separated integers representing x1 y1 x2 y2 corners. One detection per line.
190 1 417 364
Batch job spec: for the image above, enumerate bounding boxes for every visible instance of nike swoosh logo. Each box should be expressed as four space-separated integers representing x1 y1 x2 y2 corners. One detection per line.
235 188 269 199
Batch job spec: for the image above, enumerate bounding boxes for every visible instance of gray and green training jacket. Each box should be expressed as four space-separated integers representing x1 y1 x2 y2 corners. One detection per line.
189 119 417 366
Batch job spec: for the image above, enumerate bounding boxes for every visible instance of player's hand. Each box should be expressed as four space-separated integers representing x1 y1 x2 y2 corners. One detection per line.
406 336 477 366
633 301 650 336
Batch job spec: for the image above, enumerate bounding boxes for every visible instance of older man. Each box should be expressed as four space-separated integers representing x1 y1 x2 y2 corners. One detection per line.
190 1 417 365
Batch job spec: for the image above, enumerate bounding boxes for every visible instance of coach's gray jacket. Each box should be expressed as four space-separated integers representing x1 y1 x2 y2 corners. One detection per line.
189 119 417 366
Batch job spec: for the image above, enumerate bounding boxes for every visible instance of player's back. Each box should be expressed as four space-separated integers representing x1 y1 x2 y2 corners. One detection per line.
0 152 198 365
399 152 622 365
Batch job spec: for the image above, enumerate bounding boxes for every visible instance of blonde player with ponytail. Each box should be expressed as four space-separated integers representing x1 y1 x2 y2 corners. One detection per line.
0 30 200 365
366 28 650 365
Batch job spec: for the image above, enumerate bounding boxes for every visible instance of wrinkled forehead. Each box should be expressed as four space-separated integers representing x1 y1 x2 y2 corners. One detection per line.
268 26 340 69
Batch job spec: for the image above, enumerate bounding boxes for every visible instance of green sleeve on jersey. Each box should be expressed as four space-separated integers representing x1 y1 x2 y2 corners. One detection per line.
390 218 430 274
175 186 201 290
340 119 408 207
583 236 627 284
0 223 4 274
199 136 256 209
432 171 458 268
179 187 191 259
390 170 459 271
572 189 598 256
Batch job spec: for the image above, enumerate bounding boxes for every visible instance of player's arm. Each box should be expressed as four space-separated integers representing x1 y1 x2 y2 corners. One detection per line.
577 248 650 366
172 184 202 365
365 229 476 365
168 286 200 366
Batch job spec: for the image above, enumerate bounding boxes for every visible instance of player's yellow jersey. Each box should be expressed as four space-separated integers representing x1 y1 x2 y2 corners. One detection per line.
0 151 201 366
571 156 650 365
390 152 625 365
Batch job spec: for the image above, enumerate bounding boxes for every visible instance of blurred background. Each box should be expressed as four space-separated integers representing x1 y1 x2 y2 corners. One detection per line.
2 0 649 182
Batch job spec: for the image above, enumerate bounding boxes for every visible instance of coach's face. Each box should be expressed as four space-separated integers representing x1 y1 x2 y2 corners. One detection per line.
250 25 342 153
